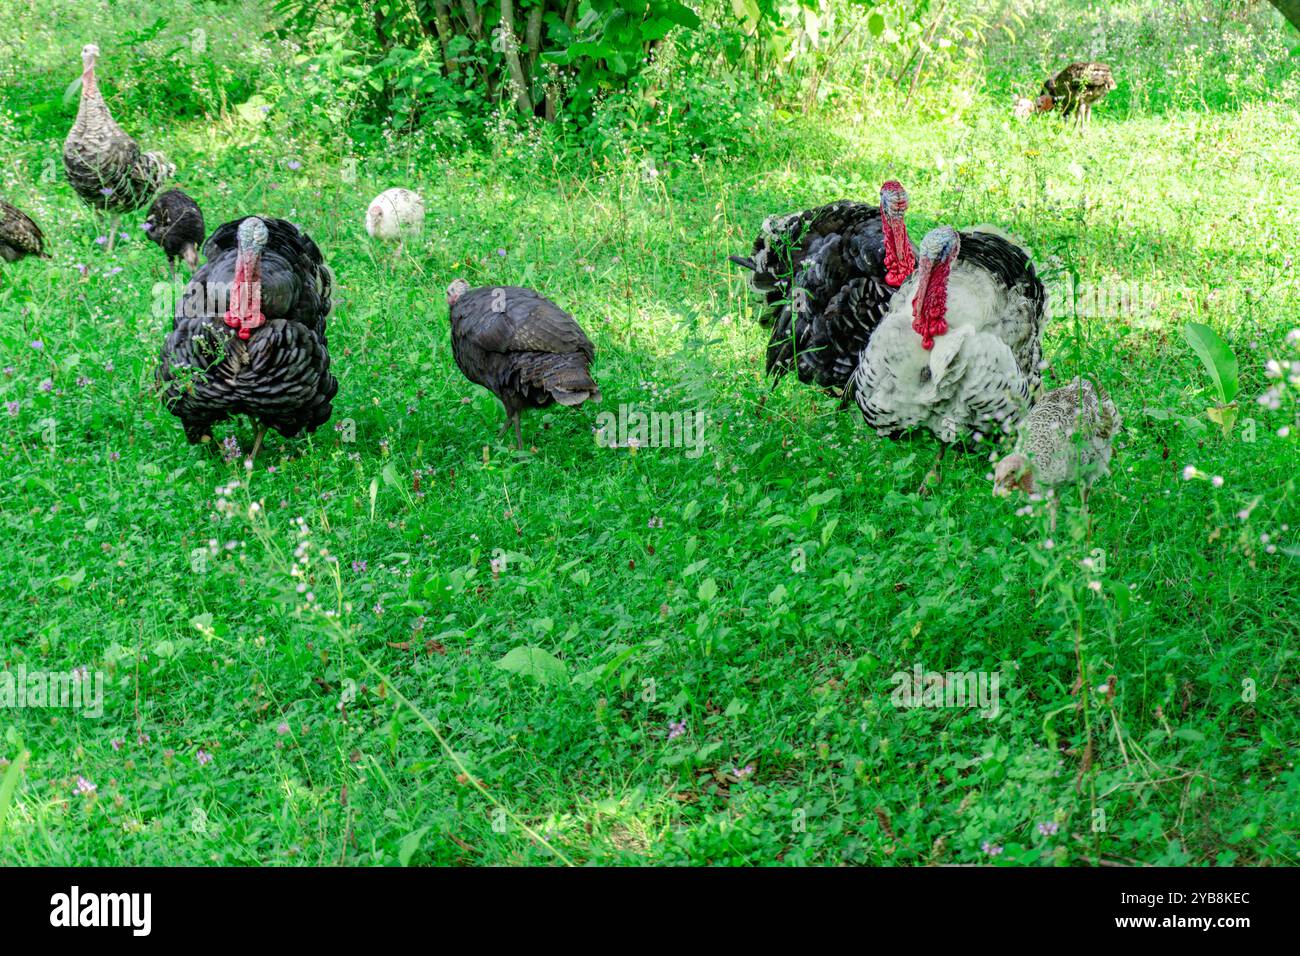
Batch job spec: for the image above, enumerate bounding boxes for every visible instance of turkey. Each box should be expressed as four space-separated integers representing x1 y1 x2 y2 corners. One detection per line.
0 200 48 263
157 216 337 462
63 44 175 250
1015 62 1116 128
446 281 601 450
144 189 204 280
994 377 1120 529
846 225 1046 494
365 188 424 254
730 181 916 391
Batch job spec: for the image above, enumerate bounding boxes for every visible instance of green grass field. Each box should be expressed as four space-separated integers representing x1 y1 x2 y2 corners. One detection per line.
0 0 1296 865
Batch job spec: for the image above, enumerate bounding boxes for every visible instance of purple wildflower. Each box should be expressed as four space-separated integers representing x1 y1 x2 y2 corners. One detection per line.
75 775 97 795
276 721 290 735
196 749 213 766
111 738 124 752
287 160 302 171
1037 821 1059 837
981 841 1004 856
5 401 18 417
99 187 114 197
351 560 367 573
95 235 108 245
109 451 121 462
30 339 43 351
667 719 687 741
39 378 53 393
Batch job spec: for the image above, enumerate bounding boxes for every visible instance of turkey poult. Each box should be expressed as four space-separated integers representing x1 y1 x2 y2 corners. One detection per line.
846 225 1046 494
64 44 175 250
365 188 424 253
446 281 602 450
158 216 338 462
995 378 1120 529
0 200 48 263
730 182 917 391
1015 62 1116 127
144 189 204 280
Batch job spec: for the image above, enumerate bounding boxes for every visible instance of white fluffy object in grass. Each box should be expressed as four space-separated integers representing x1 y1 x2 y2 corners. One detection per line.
365 188 425 243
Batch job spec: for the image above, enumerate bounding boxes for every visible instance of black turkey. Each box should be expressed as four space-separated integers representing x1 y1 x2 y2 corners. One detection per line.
63 44 174 250
729 182 916 392
1016 62 1116 128
157 216 337 461
0 200 48 263
144 189 204 280
446 281 601 449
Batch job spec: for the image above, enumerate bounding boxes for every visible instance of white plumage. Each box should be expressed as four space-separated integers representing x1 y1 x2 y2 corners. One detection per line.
848 226 1047 445
365 188 424 248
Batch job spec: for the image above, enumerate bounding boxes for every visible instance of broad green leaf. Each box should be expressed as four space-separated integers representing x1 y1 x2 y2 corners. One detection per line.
698 577 718 602
398 826 430 866
1183 322 1239 404
494 646 569 686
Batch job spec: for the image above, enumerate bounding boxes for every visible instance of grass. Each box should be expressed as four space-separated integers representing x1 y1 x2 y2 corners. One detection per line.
0 0 1296 866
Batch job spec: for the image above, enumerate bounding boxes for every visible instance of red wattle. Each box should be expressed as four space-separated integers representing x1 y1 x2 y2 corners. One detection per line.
226 250 265 338
911 262 950 351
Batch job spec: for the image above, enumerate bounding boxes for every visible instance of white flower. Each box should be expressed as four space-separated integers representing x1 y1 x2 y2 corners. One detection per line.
1211 475 1224 488
1182 465 1199 480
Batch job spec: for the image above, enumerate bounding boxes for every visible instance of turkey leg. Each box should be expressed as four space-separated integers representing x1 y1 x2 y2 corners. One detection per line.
918 444 947 497
248 425 268 463
105 214 121 252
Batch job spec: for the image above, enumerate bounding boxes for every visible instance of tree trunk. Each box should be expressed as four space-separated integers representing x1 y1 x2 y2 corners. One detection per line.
462 0 484 38
431 1 458 73
525 4 544 76
499 0 534 115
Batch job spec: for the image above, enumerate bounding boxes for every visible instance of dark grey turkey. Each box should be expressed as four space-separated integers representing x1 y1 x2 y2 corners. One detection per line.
63 44 174 250
144 189 204 280
1018 62 1116 127
0 200 47 262
729 182 917 392
157 216 337 461
447 281 601 449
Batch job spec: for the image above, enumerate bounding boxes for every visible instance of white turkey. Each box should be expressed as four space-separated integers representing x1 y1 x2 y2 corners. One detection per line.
446 281 601 450
846 225 1046 494
994 377 1120 529
64 44 175 250
729 181 916 391
365 188 424 254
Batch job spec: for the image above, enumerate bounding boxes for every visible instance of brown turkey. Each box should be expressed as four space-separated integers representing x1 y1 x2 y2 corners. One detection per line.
63 44 175 250
446 281 601 449
157 216 337 462
1015 62 1116 128
0 200 48 263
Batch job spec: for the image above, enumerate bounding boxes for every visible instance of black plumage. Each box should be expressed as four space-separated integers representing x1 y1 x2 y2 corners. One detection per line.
730 188 915 391
447 282 601 449
157 216 337 459
0 200 48 262
144 189 205 279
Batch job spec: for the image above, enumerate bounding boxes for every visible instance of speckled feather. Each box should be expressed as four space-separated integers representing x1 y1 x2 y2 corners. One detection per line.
157 217 337 443
0 200 47 261
732 200 912 389
1015 378 1120 487
1042 62 1116 116
847 228 1046 442
449 286 601 415
63 57 174 213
